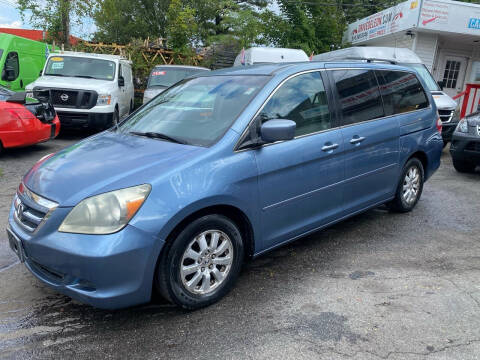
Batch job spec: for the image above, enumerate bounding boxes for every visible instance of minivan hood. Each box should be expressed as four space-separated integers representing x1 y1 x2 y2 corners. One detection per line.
28 76 115 91
431 91 457 110
23 131 206 206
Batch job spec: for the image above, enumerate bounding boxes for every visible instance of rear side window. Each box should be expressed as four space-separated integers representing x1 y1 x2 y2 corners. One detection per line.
376 70 429 116
258 71 332 136
332 69 384 125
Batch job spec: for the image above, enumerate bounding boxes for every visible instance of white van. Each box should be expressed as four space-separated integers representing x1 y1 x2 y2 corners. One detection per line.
26 52 134 130
313 47 458 144
233 47 309 66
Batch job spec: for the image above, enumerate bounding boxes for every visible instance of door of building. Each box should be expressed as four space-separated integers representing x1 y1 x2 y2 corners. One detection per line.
439 56 467 98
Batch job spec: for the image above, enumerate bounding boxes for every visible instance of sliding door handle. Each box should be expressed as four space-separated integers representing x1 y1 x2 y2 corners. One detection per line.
350 136 366 144
322 143 339 152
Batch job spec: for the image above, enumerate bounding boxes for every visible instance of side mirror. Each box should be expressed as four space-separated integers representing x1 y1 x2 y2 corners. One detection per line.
2 68 15 81
260 119 296 143
437 80 445 91
118 76 125 87
39 70 43 77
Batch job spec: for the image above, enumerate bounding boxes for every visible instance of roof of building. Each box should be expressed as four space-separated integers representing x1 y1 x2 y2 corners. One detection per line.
0 28 81 45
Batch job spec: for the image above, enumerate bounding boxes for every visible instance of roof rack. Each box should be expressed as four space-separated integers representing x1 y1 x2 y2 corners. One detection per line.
344 57 397 65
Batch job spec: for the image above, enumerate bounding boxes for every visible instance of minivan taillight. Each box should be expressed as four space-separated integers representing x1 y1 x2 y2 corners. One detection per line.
436 117 442 133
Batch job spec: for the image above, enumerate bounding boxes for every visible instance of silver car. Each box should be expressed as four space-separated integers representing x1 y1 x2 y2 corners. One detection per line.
143 65 210 104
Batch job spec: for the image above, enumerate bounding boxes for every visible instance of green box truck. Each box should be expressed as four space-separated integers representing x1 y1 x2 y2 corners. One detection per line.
0 33 52 91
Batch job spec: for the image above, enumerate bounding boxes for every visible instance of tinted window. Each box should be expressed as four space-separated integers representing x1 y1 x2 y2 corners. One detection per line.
258 72 331 136
2 52 19 81
376 70 429 116
402 63 439 91
332 69 384 125
119 75 268 147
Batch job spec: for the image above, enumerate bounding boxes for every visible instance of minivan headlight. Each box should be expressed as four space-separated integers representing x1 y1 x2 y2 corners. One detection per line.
59 184 151 234
97 94 112 106
456 118 468 133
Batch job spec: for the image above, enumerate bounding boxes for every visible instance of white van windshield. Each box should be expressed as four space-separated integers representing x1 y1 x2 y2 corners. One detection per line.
402 63 440 92
44 56 116 81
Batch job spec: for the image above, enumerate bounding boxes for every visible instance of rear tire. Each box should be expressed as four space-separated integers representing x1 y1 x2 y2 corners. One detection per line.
388 158 424 213
453 159 476 173
155 214 244 310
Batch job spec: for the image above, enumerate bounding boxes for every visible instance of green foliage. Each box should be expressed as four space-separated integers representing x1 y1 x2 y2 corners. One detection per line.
263 0 345 55
166 0 197 51
93 0 170 43
17 0 92 46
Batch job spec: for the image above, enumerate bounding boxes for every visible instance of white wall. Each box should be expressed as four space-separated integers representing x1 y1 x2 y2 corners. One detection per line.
412 33 438 72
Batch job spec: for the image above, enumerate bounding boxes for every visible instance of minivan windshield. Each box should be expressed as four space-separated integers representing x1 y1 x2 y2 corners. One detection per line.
402 63 440 92
44 56 116 81
147 67 209 88
120 75 269 147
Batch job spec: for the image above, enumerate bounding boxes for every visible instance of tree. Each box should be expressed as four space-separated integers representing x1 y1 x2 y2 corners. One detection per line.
17 0 92 47
92 0 171 43
166 0 197 51
263 0 345 55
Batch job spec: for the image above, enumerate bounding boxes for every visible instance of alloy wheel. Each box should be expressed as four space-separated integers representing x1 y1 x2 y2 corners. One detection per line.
180 230 234 295
402 165 420 205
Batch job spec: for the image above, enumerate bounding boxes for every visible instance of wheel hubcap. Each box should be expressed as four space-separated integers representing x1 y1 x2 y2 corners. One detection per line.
180 230 233 295
402 166 420 205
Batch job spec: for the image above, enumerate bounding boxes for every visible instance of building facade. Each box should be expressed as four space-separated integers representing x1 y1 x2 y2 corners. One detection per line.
346 0 480 98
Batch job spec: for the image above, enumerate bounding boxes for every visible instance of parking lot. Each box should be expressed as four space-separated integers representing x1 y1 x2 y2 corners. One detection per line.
0 135 479 360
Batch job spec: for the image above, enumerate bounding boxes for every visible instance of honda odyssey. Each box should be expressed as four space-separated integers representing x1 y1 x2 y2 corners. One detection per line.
8 62 443 310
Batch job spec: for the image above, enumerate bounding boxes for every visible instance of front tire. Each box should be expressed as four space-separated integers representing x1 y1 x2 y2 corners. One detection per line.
388 158 424 213
155 214 244 309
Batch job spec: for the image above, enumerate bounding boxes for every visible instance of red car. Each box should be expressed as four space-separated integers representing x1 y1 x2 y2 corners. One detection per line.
0 86 60 154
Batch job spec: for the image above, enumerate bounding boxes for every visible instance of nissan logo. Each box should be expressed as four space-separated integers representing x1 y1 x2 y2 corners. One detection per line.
60 93 69 102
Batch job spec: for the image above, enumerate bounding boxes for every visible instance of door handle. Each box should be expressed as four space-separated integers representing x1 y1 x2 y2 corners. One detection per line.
321 143 339 152
350 136 366 145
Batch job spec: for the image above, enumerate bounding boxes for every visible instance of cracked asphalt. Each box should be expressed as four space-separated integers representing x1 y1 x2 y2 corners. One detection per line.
0 134 479 360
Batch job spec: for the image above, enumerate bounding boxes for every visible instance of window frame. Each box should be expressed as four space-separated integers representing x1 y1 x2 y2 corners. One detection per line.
2 51 19 82
326 67 431 129
234 69 339 152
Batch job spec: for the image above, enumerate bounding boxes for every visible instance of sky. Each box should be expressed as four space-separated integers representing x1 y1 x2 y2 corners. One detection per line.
0 0 96 39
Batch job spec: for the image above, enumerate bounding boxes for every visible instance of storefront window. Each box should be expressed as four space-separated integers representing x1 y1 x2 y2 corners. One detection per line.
470 61 480 82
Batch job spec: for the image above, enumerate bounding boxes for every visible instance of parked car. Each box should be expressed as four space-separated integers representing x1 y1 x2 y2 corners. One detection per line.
450 111 480 173
7 61 443 310
313 47 458 146
233 47 309 66
0 85 60 154
143 65 210 104
26 52 134 130
0 33 52 91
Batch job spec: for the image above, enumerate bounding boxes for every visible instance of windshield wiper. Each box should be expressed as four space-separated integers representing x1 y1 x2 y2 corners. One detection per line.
45 73 66 77
73 75 96 79
129 131 187 144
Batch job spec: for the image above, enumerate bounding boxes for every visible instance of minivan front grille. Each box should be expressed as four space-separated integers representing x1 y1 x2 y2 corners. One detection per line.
439 109 454 123
13 185 58 233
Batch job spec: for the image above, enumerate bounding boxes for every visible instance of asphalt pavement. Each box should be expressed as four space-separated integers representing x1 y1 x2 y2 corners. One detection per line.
0 134 479 359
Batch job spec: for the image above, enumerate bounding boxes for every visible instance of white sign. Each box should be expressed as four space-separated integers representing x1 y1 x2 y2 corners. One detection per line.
347 0 421 44
419 0 480 36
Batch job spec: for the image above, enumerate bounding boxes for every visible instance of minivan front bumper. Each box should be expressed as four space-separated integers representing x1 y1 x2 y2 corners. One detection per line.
8 204 164 309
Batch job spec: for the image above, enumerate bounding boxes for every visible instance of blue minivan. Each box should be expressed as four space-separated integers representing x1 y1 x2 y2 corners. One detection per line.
7 62 443 309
